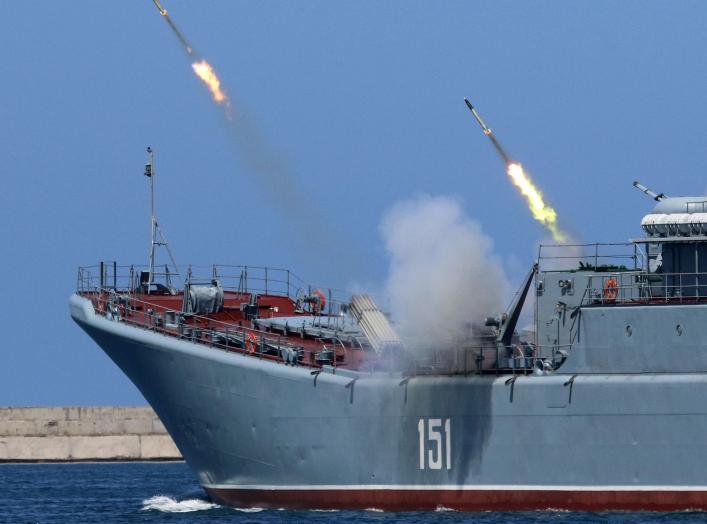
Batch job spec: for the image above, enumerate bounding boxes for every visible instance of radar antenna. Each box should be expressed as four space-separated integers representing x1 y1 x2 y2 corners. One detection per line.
145 146 180 293
633 180 666 201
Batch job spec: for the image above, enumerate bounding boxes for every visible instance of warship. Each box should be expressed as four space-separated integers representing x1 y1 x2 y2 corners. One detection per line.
70 152 707 510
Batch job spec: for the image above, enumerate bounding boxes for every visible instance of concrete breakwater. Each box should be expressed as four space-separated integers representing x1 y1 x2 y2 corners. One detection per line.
0 407 182 462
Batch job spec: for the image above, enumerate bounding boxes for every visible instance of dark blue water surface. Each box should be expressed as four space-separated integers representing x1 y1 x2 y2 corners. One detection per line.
2 462 707 523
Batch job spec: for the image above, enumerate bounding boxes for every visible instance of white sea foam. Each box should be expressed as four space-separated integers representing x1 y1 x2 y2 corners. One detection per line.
233 507 265 512
141 495 219 513
435 505 456 512
365 507 385 512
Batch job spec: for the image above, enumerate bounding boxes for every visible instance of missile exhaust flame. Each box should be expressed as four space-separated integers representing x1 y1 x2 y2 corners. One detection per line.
507 162 565 242
192 60 228 104
463 98 567 242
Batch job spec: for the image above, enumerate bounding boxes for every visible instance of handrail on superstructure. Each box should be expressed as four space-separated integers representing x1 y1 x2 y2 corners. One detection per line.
78 263 326 304
406 343 571 376
581 270 707 306
82 262 359 320
537 242 645 272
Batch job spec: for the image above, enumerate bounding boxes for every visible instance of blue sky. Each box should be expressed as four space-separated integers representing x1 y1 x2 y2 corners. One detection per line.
1 1 706 405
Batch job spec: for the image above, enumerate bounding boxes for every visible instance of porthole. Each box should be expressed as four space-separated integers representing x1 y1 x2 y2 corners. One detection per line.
676 324 683 336
625 325 632 337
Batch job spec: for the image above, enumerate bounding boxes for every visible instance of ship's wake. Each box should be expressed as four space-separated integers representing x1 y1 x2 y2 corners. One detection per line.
141 495 220 513
435 505 457 512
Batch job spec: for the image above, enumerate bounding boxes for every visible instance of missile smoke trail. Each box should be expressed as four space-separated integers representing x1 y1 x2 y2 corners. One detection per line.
163 13 192 55
148 0 306 219
151 0 232 118
148 0 364 279
464 98 568 243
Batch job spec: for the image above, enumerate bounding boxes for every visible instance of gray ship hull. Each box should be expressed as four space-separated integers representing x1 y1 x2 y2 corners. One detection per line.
70 295 707 510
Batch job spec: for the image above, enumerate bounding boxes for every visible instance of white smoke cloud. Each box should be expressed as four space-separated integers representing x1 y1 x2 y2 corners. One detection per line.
536 238 583 271
381 195 510 351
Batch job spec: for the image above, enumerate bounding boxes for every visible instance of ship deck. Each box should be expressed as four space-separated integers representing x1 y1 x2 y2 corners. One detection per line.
76 263 545 375
83 288 373 371
78 259 707 376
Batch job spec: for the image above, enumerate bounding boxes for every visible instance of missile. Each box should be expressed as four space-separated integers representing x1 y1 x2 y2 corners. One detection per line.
464 98 492 136
152 0 168 16
464 98 512 165
151 0 194 56
633 180 666 201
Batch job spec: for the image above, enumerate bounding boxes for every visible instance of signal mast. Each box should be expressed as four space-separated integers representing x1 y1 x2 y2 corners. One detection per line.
144 146 180 293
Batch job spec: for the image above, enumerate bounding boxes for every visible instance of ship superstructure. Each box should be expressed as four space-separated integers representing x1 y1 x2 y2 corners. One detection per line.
71 174 707 511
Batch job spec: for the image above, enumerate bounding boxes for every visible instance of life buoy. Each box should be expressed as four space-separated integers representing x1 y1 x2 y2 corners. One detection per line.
246 332 258 354
110 302 125 321
603 278 618 301
312 289 326 314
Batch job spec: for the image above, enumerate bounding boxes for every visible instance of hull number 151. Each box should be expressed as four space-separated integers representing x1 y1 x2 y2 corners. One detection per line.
417 418 451 470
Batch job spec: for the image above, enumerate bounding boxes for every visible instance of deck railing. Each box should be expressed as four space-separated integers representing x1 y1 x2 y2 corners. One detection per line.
77 262 353 316
407 343 571 376
78 264 574 375
538 242 644 272
81 285 569 375
581 271 707 305
82 288 350 368
77 263 304 298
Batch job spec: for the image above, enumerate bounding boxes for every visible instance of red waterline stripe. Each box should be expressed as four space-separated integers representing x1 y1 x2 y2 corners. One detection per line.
204 487 707 512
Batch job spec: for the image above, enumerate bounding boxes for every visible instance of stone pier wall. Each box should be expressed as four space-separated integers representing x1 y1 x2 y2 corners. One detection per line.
0 407 182 462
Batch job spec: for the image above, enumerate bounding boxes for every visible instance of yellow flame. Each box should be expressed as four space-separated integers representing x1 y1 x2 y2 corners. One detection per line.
507 162 566 242
191 60 227 103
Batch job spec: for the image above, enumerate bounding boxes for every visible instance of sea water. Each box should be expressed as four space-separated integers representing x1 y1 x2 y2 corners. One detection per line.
1 462 706 523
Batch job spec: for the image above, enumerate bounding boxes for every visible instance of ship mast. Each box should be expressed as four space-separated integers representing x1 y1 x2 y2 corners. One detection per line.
144 146 180 292
147 146 156 283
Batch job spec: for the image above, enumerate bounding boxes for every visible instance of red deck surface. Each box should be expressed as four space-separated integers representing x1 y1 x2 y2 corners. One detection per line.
87 290 364 369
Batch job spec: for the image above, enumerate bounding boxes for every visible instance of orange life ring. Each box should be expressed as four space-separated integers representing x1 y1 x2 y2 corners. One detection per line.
246 332 258 354
603 278 618 301
312 289 326 314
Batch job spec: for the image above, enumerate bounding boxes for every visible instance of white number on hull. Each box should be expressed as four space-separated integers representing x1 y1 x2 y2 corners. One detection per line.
417 418 451 470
